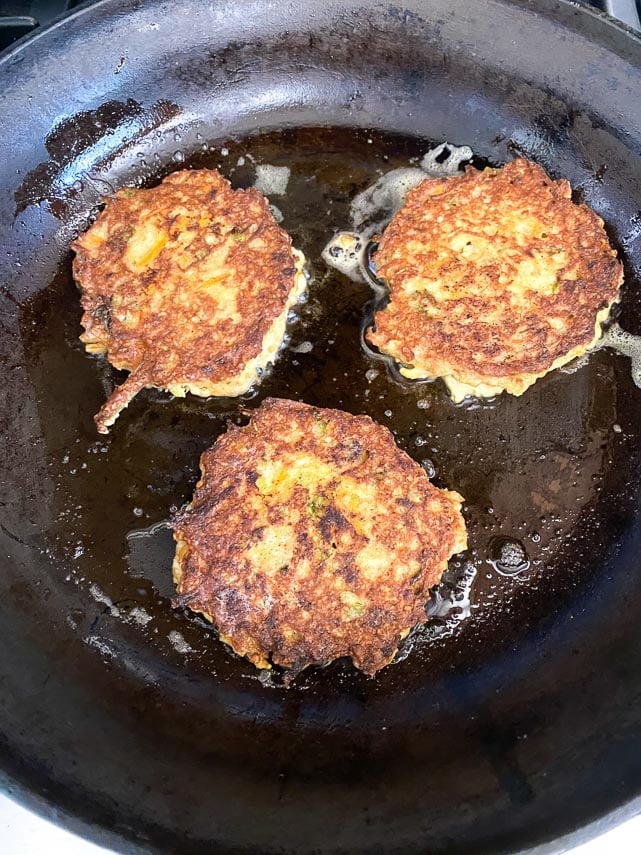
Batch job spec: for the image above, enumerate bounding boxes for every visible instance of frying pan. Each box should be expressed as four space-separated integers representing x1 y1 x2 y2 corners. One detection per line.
2 0 641 852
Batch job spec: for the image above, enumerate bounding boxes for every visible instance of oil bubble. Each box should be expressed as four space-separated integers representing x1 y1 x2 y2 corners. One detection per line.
421 459 436 478
487 537 530 576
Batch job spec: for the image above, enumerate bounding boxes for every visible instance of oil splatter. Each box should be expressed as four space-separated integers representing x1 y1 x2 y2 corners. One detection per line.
254 164 291 196
168 630 194 654
598 322 641 389
322 141 472 282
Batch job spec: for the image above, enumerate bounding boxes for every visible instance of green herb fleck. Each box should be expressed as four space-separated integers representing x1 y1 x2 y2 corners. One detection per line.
312 411 328 434
344 598 366 619
307 495 328 518
341 591 367 619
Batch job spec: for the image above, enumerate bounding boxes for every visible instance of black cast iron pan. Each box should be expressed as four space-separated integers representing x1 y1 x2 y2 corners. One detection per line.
2 0 641 852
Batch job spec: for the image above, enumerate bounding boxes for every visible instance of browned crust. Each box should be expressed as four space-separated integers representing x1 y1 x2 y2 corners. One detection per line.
368 158 623 387
172 398 467 675
72 169 302 431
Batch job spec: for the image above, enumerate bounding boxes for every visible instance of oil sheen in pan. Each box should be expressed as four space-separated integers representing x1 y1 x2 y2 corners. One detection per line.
19 127 641 690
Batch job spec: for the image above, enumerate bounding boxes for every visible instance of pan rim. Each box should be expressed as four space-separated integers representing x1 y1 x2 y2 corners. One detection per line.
1 0 641 71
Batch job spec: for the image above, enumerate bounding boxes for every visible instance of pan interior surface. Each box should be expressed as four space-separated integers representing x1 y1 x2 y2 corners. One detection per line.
2 1 641 854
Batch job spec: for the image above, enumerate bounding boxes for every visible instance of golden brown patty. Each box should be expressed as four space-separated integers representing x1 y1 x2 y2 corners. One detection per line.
368 157 623 400
72 169 307 433
172 398 467 675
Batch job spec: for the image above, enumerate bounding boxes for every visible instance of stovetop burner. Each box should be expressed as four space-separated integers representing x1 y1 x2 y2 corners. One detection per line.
0 0 81 51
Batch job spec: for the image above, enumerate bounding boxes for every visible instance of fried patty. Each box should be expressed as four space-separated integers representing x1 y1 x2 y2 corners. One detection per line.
72 169 307 433
172 398 467 675
368 157 623 401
